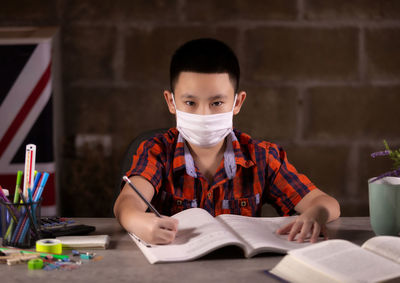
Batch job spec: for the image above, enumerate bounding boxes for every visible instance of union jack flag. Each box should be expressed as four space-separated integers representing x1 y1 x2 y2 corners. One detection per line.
0 34 57 216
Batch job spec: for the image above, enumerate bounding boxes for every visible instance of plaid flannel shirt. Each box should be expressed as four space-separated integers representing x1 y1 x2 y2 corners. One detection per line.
126 128 316 217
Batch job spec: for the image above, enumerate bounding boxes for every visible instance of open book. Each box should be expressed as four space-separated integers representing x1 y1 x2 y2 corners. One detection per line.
269 236 400 283
129 207 312 264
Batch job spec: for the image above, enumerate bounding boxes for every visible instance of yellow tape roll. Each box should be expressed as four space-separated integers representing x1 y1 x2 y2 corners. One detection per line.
36 239 63 254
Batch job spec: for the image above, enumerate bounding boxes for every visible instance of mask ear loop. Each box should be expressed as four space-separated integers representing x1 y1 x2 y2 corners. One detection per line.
231 93 238 112
171 92 177 110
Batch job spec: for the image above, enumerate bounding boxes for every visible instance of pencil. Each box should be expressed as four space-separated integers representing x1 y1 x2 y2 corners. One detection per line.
122 176 161 217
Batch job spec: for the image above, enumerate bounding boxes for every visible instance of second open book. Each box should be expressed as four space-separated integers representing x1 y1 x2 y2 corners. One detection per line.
269 235 400 283
129 207 312 264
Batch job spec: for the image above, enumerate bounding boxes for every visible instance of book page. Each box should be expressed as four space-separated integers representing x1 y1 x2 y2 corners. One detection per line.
288 239 400 282
362 236 400 264
217 214 312 257
131 208 245 264
270 254 340 283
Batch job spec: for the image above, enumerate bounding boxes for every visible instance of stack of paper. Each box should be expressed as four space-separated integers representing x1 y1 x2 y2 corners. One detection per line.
56 235 110 249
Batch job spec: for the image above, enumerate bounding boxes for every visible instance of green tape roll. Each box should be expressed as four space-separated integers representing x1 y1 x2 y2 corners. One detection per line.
36 239 63 254
28 258 43 270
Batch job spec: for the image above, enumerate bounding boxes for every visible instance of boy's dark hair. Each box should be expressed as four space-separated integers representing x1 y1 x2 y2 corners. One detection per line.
170 38 240 93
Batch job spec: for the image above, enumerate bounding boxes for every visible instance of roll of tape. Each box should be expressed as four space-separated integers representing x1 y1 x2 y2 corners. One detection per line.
28 258 43 270
36 239 63 254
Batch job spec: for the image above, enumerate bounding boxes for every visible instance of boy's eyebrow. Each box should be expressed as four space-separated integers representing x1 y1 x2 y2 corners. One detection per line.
209 94 228 100
180 94 229 100
181 94 197 99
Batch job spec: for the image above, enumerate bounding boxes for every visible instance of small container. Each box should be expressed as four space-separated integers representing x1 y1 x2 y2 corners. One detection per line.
0 198 42 248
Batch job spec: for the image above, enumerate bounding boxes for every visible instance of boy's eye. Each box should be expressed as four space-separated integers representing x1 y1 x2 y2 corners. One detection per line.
211 101 223 107
185 101 195 106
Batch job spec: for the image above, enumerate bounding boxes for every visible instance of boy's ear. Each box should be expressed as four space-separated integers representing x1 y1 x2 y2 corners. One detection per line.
164 90 176 115
233 91 246 115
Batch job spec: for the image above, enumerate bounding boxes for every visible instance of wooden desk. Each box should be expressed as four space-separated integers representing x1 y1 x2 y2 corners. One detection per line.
1 217 375 283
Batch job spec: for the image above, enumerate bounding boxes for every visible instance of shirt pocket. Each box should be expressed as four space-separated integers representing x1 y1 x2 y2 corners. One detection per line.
158 191 197 216
222 193 261 217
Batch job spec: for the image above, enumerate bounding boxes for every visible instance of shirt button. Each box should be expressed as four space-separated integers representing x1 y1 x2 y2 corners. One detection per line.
240 201 247 207
177 200 182 205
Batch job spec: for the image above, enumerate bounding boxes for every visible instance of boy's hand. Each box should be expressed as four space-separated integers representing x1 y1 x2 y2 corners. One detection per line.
114 176 179 245
276 205 329 243
139 213 179 245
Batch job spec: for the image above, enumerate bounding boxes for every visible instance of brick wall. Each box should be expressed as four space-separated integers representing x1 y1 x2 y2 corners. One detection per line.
1 0 400 216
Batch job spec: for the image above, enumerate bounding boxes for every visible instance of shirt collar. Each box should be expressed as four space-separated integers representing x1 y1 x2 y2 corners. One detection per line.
172 130 255 179
231 130 256 169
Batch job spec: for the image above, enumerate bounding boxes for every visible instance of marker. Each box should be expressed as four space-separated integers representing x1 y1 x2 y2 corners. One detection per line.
122 176 161 217
28 188 33 204
31 172 42 196
33 172 49 202
4 171 24 241
14 171 23 203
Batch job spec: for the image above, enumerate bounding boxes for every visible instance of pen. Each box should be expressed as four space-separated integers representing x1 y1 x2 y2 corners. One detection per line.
122 176 161 217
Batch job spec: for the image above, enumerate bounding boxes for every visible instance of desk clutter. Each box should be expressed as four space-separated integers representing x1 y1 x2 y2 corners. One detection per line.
0 232 106 271
0 238 104 271
0 171 48 248
0 144 109 271
0 144 49 248
0 144 96 246
1 235 109 270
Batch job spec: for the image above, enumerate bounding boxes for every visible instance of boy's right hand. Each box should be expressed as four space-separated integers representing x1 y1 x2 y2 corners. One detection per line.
114 176 179 245
138 213 179 245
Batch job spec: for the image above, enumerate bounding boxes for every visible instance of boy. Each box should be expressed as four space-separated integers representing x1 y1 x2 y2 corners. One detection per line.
114 38 340 245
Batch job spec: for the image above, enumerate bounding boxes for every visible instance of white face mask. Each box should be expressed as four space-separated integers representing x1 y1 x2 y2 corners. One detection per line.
172 93 237 148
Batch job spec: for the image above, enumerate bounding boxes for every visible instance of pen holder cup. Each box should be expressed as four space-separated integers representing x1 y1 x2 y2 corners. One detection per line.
368 177 400 236
0 198 42 248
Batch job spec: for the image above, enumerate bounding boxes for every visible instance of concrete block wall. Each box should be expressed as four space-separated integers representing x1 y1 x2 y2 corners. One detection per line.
1 0 399 216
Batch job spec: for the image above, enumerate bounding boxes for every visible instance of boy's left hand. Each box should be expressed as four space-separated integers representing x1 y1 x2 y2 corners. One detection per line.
276 205 329 243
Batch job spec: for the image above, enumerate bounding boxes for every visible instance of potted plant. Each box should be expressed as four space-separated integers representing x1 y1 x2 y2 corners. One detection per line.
368 141 400 236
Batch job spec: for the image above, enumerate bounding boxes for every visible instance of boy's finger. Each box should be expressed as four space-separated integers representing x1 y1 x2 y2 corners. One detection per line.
159 218 179 231
297 222 313 243
276 222 294 235
156 229 177 244
320 225 329 240
310 223 321 243
288 221 302 241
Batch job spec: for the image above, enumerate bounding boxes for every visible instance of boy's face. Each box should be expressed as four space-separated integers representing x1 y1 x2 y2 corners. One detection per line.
164 72 246 116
